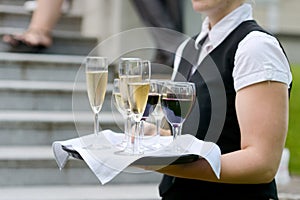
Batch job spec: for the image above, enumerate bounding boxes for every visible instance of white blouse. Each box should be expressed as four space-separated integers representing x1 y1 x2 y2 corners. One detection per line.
172 3 292 91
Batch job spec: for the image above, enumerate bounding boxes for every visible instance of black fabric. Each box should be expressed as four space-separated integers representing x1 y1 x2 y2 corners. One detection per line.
131 0 183 32
161 179 278 200
159 20 291 200
130 0 183 66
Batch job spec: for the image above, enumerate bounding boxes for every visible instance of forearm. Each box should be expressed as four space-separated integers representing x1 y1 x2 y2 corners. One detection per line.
157 147 280 184
220 148 280 183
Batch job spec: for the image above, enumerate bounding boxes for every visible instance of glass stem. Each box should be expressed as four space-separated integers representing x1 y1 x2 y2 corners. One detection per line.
135 122 139 142
94 112 99 135
124 115 131 142
171 124 183 153
156 118 161 136
172 124 182 141
140 119 145 138
133 121 140 153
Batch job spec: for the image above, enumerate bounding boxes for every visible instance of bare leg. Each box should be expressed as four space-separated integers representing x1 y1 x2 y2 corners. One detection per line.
29 0 63 34
3 0 64 47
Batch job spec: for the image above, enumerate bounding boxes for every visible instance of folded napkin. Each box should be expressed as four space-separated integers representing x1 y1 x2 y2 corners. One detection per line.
52 129 221 185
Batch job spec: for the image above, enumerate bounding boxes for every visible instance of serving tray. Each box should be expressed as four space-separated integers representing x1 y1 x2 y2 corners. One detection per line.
62 145 199 165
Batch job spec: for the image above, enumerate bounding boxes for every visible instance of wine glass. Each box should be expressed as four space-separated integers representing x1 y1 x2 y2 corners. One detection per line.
127 60 151 155
161 81 196 152
140 79 164 150
117 58 151 155
85 56 109 149
118 57 141 154
112 78 129 148
148 80 165 149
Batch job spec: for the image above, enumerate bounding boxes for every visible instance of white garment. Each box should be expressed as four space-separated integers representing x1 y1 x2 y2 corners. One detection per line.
172 3 292 91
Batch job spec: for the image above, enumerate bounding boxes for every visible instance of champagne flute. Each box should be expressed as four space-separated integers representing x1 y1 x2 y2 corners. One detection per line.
135 60 153 151
118 58 141 154
117 58 151 155
112 78 129 148
161 81 196 152
85 56 109 149
127 60 151 155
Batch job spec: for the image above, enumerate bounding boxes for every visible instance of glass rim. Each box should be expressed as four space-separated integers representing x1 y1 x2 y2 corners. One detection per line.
85 56 108 61
119 57 141 62
164 81 195 86
150 79 168 83
85 56 109 72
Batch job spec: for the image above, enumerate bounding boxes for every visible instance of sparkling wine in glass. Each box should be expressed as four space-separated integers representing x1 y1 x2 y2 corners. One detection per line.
118 58 141 154
161 81 196 152
85 56 109 149
117 58 151 155
127 81 150 154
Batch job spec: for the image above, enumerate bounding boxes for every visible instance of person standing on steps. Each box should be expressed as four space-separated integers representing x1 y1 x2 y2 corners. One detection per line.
3 0 184 67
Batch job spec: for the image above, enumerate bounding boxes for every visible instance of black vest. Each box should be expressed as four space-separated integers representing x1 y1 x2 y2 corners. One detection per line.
159 20 291 200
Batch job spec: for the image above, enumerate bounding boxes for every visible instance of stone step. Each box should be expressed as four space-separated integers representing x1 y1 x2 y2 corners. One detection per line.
0 110 123 146
0 146 162 186
0 80 114 111
0 80 87 111
0 52 85 82
0 184 161 200
0 5 82 32
1 184 299 200
0 0 29 6
0 52 117 82
0 0 74 12
0 28 98 55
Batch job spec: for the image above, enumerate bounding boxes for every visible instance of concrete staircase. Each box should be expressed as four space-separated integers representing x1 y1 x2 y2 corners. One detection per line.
0 1 162 199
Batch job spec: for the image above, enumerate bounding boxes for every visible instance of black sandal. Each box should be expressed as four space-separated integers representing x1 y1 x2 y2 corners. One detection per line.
2 28 52 52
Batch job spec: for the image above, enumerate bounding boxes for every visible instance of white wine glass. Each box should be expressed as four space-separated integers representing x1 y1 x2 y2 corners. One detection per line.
112 78 129 148
127 60 151 155
117 58 151 155
161 81 196 152
118 58 141 154
85 56 109 149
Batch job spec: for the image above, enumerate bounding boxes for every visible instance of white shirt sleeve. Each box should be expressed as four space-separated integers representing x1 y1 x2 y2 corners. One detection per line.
233 31 292 92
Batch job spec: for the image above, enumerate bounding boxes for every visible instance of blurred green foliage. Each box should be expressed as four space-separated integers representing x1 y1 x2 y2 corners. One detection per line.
286 65 300 175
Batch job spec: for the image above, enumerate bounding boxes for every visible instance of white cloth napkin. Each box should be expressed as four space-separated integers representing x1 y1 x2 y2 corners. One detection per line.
52 129 221 185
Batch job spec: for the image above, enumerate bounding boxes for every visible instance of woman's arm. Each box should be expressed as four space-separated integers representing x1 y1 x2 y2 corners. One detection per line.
155 81 289 184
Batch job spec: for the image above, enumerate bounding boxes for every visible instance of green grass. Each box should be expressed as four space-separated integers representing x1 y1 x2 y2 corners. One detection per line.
286 65 300 175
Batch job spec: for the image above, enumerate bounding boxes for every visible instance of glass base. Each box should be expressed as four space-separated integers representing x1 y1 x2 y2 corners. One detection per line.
114 139 144 156
114 134 128 150
83 143 111 150
142 135 165 151
147 143 165 150
82 132 111 150
115 146 144 156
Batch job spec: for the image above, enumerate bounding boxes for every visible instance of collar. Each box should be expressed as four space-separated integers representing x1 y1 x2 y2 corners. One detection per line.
195 3 253 50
